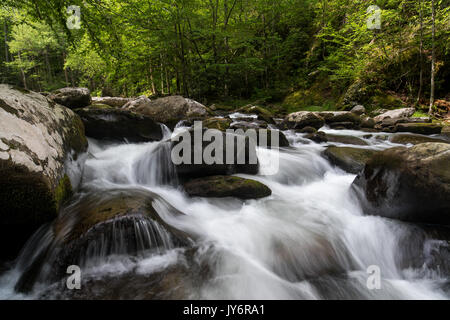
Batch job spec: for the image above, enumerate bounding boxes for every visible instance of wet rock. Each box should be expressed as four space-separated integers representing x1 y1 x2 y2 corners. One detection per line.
298 126 317 134
230 120 268 130
203 117 232 131
183 175 272 200
325 134 369 146
442 126 450 139
75 107 163 142
305 131 327 143
395 123 443 135
374 108 415 122
389 134 449 145
122 95 151 110
131 96 208 129
0 85 88 258
235 105 275 124
171 128 259 179
317 111 361 127
15 189 191 293
323 146 379 174
329 122 359 130
283 111 325 130
352 143 450 225
351 105 366 115
361 116 375 128
48 87 91 109
91 97 132 108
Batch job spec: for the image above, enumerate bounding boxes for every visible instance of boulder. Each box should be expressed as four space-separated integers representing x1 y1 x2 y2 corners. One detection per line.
323 146 379 174
298 126 317 134
230 120 268 130
48 87 91 109
442 126 450 138
352 143 450 225
305 131 327 143
316 111 361 127
395 123 443 135
131 96 208 129
283 111 325 130
0 85 88 258
171 128 259 179
235 105 275 124
203 117 232 131
389 134 449 145
351 105 366 115
360 116 375 128
14 189 190 293
75 107 163 142
325 134 369 146
91 97 132 108
122 95 151 110
183 176 272 199
374 108 415 122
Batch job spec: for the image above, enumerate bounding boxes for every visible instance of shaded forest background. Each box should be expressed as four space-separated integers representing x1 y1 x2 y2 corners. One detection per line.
0 0 449 112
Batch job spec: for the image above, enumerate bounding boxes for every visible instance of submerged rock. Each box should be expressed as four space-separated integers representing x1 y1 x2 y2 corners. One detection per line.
131 96 208 129
75 107 163 142
323 146 379 174
325 134 369 146
183 176 272 199
0 85 88 258
48 87 91 109
352 143 450 225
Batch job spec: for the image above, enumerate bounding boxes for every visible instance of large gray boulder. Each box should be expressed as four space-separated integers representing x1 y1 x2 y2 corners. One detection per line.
74 107 163 142
352 143 450 225
130 96 208 129
323 146 379 174
374 108 415 122
0 85 88 257
91 96 132 108
48 87 91 109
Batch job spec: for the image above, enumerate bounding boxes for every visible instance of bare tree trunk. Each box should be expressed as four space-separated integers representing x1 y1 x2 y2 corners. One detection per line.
416 0 423 104
63 52 69 86
18 51 27 90
149 59 157 95
4 21 9 62
160 53 164 94
429 0 436 114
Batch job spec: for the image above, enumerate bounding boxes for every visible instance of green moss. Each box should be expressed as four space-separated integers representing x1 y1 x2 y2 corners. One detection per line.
53 174 73 211
412 110 429 118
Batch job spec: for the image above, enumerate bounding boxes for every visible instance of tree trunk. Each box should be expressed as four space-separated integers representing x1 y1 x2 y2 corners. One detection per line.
416 0 423 104
149 58 157 95
4 20 9 63
429 0 436 114
18 51 27 90
63 52 69 86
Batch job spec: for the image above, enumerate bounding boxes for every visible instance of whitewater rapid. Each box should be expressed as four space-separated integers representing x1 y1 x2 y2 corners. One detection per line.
0 126 448 300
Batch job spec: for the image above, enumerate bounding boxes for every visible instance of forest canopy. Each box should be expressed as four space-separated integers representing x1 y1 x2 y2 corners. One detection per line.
0 0 449 111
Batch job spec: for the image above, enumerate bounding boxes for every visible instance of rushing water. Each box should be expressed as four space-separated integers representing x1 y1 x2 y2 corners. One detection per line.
0 125 449 300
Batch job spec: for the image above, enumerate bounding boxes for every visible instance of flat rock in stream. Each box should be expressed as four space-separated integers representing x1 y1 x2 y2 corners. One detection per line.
395 123 443 135
389 133 449 145
325 134 369 146
323 146 379 174
352 143 450 225
183 176 272 200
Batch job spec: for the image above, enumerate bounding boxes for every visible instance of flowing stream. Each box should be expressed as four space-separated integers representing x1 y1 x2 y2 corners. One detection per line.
0 125 449 300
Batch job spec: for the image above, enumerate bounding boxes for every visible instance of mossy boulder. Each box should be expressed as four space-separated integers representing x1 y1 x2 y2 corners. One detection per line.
14 189 191 293
395 123 443 135
389 134 449 145
131 95 208 129
183 175 272 199
0 84 88 259
323 146 379 174
373 108 415 122
48 87 91 109
316 111 361 127
75 107 163 142
352 143 450 225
